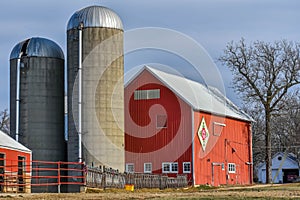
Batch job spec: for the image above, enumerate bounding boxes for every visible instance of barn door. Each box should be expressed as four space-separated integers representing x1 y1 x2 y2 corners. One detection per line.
17 156 25 192
0 153 4 192
212 163 223 186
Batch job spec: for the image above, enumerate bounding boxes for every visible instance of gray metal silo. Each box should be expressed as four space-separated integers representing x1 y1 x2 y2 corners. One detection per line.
67 6 124 171
10 37 66 192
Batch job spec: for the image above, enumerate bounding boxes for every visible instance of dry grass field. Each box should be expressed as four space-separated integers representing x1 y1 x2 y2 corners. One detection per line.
1 183 300 199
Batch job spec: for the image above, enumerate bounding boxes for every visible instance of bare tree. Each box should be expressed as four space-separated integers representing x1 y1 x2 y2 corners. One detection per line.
272 92 300 157
243 90 300 182
0 109 10 135
219 39 300 183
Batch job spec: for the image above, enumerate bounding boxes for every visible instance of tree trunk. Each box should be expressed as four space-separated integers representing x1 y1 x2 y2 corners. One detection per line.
265 109 272 183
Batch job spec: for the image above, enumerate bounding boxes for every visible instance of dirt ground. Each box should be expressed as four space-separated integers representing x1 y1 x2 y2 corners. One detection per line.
1 183 300 200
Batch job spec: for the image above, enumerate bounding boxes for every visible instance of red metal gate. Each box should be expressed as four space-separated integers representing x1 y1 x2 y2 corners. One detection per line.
0 158 85 193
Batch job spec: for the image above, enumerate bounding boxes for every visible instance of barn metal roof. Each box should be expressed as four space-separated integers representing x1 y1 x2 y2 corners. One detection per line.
10 37 64 60
125 66 253 122
67 5 123 31
0 130 31 153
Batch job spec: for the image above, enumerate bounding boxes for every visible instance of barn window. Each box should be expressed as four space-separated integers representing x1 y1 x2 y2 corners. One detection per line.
125 163 134 173
162 163 170 173
144 163 152 173
162 162 178 173
221 163 225 171
134 89 160 100
148 89 160 99
171 163 178 173
157 115 167 128
228 163 236 173
134 90 147 99
183 162 191 173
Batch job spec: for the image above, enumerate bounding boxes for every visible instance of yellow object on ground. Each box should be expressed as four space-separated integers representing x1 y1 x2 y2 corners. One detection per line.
125 184 134 191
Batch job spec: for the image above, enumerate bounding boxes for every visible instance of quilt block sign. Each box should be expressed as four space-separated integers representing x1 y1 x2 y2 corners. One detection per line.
197 117 210 151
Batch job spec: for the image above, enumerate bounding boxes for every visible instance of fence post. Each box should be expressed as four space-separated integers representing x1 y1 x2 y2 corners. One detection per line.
82 163 86 187
159 175 162 190
58 162 61 193
103 172 106 190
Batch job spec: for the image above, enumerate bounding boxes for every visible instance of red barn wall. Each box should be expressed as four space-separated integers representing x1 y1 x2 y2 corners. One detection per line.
125 70 193 182
193 111 252 186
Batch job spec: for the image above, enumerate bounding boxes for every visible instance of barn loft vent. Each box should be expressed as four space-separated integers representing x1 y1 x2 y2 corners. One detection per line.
134 89 160 100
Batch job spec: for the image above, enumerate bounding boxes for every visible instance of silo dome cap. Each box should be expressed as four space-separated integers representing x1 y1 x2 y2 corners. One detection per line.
10 37 64 60
67 6 123 31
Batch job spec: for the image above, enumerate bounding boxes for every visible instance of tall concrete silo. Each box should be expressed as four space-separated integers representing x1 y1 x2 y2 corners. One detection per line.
67 6 124 171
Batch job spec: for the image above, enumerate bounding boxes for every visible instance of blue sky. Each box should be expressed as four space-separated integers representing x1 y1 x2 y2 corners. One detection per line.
1 0 300 111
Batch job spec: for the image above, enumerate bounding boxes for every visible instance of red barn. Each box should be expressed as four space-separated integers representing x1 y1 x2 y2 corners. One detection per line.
125 66 253 186
0 130 31 192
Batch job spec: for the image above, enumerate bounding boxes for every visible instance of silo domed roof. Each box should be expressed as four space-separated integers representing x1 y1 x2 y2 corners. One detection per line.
10 37 64 60
67 6 123 31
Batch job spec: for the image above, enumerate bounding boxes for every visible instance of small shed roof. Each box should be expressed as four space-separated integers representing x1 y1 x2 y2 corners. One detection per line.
0 130 31 153
125 66 253 122
257 152 299 170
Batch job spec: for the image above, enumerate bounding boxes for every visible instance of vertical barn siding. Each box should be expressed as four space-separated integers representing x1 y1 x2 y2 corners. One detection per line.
125 70 193 181
193 111 252 186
